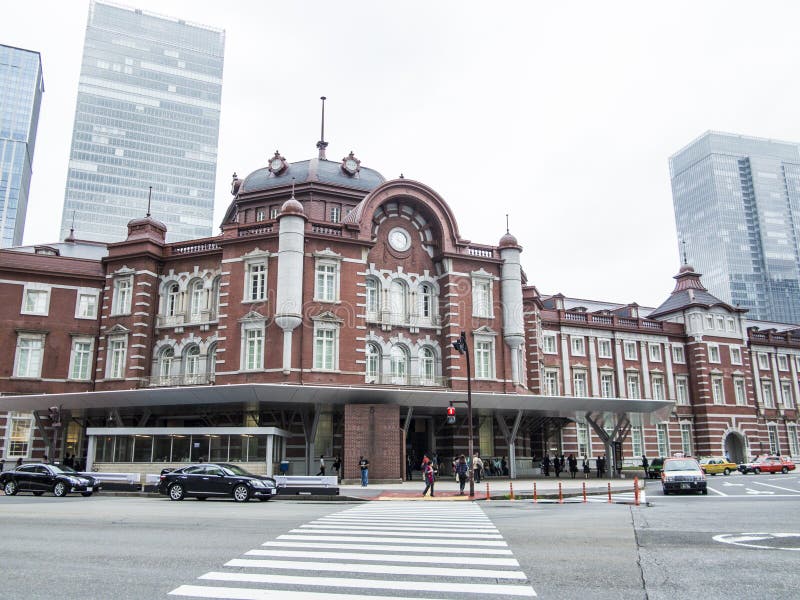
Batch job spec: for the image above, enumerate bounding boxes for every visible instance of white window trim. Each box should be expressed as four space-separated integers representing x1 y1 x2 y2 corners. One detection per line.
708 343 721 364
21 283 52 316
111 275 134 316
244 260 268 303
68 336 95 381
676 376 689 405
648 343 662 362
777 354 789 371
13 332 46 379
106 335 128 379
729 346 742 365
5 412 34 458
623 341 637 361
544 368 560 396
314 253 342 303
733 377 747 406
757 353 769 370
312 316 341 372
570 336 585 357
711 376 725 405
597 338 612 359
474 337 496 380
542 333 558 355
75 288 101 320
471 271 494 319
672 344 685 364
652 374 665 400
240 317 266 371
600 370 615 398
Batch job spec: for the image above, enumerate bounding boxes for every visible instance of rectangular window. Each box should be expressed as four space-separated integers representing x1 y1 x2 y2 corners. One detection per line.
780 382 794 408
597 338 612 359
712 377 725 405
623 341 637 361
15 335 44 378
657 424 670 457
573 370 587 396
652 375 665 400
626 372 640 398
631 426 643 458
108 338 127 379
680 424 693 457
708 344 720 363
69 339 93 380
330 206 341 223
676 376 689 405
787 424 799 458
542 333 557 354
544 370 559 396
8 414 33 457
76 292 99 319
570 336 585 356
762 380 774 408
315 264 337 302
472 279 492 318
705 315 714 329
313 327 337 371
247 263 266 302
716 316 725 330
22 288 49 315
112 276 133 315
729 346 742 365
245 329 264 370
577 423 590 458
600 372 614 398
269 206 279 219
768 424 780 455
757 353 769 370
734 378 746 406
648 343 662 362
672 345 685 364
777 355 789 371
475 340 493 379
726 318 736 332
256 209 265 221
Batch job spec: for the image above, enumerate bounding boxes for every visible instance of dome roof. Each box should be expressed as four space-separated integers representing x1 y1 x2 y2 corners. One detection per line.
280 197 305 216
240 158 385 194
499 232 520 249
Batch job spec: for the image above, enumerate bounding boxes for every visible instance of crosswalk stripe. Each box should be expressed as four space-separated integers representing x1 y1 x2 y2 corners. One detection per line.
278 534 507 546
169 585 451 600
302 524 499 534
224 558 528 579
262 541 513 554
198 571 536 596
245 548 520 566
313 519 496 527
291 528 502 539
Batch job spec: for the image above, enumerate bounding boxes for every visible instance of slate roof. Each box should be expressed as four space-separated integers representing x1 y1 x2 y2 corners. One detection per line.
240 158 385 194
648 264 743 318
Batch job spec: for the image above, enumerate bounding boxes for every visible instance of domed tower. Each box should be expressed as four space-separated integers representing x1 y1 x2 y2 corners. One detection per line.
499 230 525 385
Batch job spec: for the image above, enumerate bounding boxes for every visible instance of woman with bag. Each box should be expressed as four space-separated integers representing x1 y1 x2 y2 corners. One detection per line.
422 459 435 497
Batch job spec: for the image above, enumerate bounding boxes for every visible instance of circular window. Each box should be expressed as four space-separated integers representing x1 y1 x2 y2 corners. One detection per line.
388 227 411 252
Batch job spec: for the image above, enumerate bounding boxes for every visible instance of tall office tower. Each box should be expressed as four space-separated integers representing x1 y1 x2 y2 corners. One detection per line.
60 1 225 243
669 131 800 323
0 44 44 248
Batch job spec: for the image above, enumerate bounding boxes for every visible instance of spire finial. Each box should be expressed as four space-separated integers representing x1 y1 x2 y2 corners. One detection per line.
291 177 296 198
316 96 328 159
506 214 509 234
681 238 688 266
146 186 152 218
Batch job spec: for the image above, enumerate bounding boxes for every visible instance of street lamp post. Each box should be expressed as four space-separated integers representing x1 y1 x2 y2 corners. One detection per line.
452 330 474 497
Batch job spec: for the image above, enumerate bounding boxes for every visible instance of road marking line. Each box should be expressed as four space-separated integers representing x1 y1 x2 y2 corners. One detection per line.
244 549 520 566
706 486 727 496
290 528 502 539
313 519 495 527
278 534 507 546
169 585 451 599
262 541 513 554
198 571 536 597
303 524 499 534
749 481 800 494
224 558 528 579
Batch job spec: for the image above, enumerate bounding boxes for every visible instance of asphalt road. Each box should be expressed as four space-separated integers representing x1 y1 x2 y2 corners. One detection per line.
1 482 798 599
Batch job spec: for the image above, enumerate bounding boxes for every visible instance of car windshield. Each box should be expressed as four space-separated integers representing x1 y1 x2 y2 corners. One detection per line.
664 460 699 472
54 465 78 474
221 464 256 477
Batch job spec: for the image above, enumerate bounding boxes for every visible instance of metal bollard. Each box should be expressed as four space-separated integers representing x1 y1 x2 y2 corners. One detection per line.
486 481 491 501
558 481 563 504
607 482 612 503
582 481 587 503
634 476 640 506
533 481 537 503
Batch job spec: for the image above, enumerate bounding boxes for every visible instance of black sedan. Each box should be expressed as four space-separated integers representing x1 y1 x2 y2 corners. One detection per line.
1 463 100 497
158 463 277 502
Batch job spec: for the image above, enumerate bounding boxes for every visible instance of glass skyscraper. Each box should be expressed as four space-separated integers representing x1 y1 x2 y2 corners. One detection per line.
670 131 800 323
60 1 225 243
0 44 44 248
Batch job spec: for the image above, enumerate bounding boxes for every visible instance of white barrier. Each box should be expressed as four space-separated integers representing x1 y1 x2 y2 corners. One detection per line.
87 472 141 485
273 475 338 488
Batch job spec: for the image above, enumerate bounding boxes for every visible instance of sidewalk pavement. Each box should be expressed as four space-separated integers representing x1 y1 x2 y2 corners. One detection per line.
338 472 647 501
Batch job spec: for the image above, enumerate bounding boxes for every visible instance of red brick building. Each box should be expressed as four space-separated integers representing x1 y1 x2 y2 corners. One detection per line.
1 148 798 479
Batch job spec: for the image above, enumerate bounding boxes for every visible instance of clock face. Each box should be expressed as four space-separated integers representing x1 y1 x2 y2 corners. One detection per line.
388 227 410 252
344 158 358 173
270 158 284 172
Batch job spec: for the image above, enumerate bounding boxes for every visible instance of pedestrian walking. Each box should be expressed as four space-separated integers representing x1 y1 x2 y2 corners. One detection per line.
501 456 509 477
583 458 591 479
422 460 435 497
455 454 469 495
316 454 325 476
332 456 341 480
641 455 649 471
358 455 369 487
568 454 578 479
554 455 562 478
597 454 606 478
472 453 483 484
16 457 23 467
542 454 551 477
406 454 413 481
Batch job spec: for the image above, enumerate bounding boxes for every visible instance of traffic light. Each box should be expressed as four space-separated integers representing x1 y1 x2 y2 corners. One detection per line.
446 405 456 425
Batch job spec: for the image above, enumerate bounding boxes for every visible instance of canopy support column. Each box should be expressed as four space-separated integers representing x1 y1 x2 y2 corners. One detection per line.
585 412 631 477
496 410 523 479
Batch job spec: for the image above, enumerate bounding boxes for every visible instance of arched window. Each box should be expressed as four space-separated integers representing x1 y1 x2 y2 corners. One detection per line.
419 283 434 319
210 277 221 317
159 347 174 380
390 280 407 323
189 280 206 320
420 347 436 385
365 278 380 315
366 343 381 383
165 283 180 316
207 343 217 376
185 345 201 380
390 346 408 385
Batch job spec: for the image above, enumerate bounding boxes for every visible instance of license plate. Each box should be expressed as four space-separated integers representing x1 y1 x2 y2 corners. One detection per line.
86 487 93 492
680 483 690 489
271 488 277 495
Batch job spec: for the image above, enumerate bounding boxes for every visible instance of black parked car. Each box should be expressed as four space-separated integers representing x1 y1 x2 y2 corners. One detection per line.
647 457 664 479
158 463 277 502
1 463 101 497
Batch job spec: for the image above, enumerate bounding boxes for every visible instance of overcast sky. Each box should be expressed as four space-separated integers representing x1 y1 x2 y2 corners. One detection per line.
3 0 800 308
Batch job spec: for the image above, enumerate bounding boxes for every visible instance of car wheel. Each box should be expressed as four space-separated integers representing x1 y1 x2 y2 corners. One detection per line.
33 491 44 496
781 467 788 474
233 484 250 503
3 481 17 496
196 496 208 501
81 492 93 497
168 483 185 501
754 468 761 475
723 468 731 476
701 488 708 495
53 481 68 497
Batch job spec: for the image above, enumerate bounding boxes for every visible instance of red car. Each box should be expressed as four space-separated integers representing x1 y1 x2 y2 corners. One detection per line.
738 455 796 475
